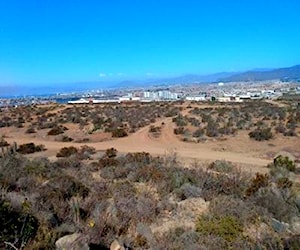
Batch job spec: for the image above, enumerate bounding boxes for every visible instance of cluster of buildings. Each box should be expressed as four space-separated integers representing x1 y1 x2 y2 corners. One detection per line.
2 81 299 107
68 90 182 104
67 83 300 105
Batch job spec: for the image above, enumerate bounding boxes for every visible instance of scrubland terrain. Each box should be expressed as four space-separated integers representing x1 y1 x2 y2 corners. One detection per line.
0 101 299 167
0 100 300 249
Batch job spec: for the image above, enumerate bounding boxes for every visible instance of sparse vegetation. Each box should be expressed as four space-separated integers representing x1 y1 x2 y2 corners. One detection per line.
0 148 299 249
0 100 299 249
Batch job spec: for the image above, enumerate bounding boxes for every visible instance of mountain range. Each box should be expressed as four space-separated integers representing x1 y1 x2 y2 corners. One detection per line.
115 64 300 89
219 64 300 82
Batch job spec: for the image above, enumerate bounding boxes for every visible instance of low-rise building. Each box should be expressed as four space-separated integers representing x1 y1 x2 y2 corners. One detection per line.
185 96 206 101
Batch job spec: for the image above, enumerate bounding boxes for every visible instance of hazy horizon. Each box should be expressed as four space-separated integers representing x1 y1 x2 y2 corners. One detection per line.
1 1 300 89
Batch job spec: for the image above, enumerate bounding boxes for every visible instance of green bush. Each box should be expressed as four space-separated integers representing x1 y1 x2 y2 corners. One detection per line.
273 155 296 172
196 215 243 243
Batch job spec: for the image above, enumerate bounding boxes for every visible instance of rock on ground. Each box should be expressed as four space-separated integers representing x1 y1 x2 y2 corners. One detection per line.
55 233 89 250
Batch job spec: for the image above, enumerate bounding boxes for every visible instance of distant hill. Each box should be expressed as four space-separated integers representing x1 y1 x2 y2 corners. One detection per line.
113 72 237 89
220 65 300 82
160 72 237 84
114 65 300 89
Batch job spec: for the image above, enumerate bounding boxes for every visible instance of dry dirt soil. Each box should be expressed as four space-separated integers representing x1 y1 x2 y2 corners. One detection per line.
1 102 299 177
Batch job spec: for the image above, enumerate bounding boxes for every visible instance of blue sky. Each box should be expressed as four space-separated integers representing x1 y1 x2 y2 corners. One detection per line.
0 0 300 88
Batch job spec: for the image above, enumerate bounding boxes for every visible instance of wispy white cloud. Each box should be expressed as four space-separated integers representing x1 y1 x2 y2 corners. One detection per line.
99 73 106 78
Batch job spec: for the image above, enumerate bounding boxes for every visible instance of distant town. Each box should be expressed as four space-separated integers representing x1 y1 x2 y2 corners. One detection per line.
1 80 300 107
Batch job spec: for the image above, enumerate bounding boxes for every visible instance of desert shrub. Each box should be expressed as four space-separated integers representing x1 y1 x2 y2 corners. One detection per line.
0 154 27 189
110 181 138 232
38 175 89 208
250 186 298 222
0 137 9 147
236 119 247 130
196 215 243 243
273 155 296 172
47 125 67 136
55 154 82 168
188 117 200 127
198 169 250 201
208 160 234 173
276 177 293 189
283 129 297 137
105 148 117 158
112 128 128 138
174 126 184 135
165 109 179 117
156 167 195 195
245 173 270 197
60 135 73 142
218 126 236 135
172 115 188 127
176 183 202 200
17 143 45 154
283 235 300 250
131 163 165 184
78 145 96 158
270 165 290 180
155 228 227 250
135 191 159 223
249 127 273 141
275 123 286 134
0 198 39 249
193 128 204 138
29 224 63 250
206 121 219 137
209 196 264 225
125 152 151 165
149 125 161 133
56 146 78 157
25 126 36 134
98 157 119 169
24 157 53 178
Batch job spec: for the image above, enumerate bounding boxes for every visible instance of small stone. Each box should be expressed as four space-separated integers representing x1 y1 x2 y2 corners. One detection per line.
110 239 125 250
